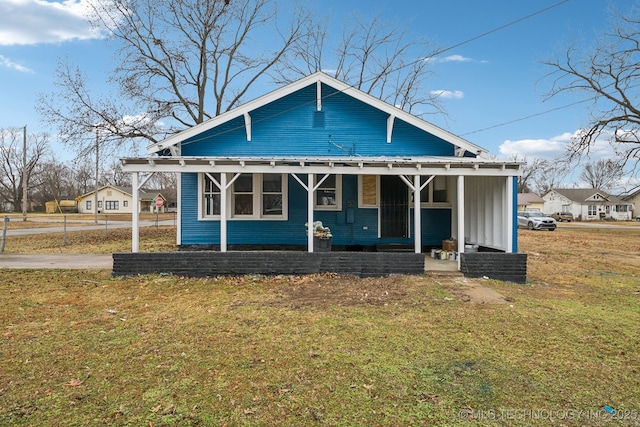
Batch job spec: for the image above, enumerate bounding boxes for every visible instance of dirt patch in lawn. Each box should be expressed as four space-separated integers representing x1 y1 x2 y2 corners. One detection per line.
266 273 511 308
438 276 514 304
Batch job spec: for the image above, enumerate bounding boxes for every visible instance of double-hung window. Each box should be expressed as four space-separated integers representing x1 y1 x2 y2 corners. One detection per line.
105 201 119 210
314 174 342 210
203 173 221 217
200 173 287 220
418 176 450 205
262 174 283 216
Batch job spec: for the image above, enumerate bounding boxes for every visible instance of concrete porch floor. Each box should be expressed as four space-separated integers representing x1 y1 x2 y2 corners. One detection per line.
424 255 460 274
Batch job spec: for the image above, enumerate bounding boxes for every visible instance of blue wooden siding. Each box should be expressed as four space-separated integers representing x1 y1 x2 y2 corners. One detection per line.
181 84 454 157
181 173 451 247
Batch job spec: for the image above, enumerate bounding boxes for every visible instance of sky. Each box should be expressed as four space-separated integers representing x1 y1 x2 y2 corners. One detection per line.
0 0 635 187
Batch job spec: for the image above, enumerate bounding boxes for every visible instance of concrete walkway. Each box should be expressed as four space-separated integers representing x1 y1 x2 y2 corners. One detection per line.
0 254 113 269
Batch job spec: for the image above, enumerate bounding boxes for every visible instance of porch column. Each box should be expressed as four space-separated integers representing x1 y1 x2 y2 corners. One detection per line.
307 173 314 252
132 172 139 253
220 173 228 252
457 175 465 269
414 174 421 253
506 175 514 253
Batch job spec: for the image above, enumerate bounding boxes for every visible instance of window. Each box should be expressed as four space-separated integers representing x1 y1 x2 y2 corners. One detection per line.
105 201 119 210
86 200 92 210
203 173 221 217
123 200 128 208
417 176 451 205
262 174 283 216
315 174 341 210
359 175 378 207
97 200 102 208
588 205 597 216
233 174 254 216
199 173 287 220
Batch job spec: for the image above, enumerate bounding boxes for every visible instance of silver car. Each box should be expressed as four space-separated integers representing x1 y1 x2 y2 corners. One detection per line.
518 211 557 231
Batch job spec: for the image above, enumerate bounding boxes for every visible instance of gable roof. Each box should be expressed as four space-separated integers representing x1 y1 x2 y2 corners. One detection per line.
79 185 164 201
622 185 640 200
549 188 629 204
147 72 486 158
517 193 544 205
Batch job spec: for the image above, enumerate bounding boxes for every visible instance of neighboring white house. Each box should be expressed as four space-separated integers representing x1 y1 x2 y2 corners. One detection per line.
78 185 167 214
542 188 633 221
623 186 640 219
517 193 545 212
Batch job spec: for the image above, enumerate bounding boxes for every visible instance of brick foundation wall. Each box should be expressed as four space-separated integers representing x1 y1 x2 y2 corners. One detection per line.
112 251 425 278
460 252 527 283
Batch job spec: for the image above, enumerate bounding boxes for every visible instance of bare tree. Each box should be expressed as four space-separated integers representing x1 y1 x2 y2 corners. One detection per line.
0 128 50 212
37 0 311 155
31 159 77 208
531 159 570 195
579 159 623 190
543 3 640 168
283 13 443 117
38 0 446 162
514 156 542 193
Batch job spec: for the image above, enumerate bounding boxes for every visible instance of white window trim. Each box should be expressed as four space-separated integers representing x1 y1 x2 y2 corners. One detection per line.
198 173 288 221
314 174 342 211
414 175 453 208
357 175 454 209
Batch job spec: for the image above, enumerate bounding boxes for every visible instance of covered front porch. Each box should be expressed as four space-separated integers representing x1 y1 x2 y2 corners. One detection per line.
118 155 524 280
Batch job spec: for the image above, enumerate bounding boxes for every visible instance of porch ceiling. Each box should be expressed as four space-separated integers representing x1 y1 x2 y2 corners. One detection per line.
121 156 522 176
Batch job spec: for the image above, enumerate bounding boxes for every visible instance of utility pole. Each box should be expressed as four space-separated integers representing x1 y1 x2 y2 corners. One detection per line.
94 127 99 224
22 125 27 222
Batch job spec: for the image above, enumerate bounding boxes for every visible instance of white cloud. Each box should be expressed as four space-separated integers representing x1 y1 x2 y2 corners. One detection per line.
499 132 572 160
425 54 484 64
498 129 620 161
430 89 464 100
437 54 472 63
0 0 102 46
0 54 33 73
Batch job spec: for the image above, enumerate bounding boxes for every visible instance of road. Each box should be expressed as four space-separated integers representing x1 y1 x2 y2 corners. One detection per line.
0 218 175 269
3 219 175 236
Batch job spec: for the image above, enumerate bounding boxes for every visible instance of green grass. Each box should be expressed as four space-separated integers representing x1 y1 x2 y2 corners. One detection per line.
1 226 639 425
1 270 639 426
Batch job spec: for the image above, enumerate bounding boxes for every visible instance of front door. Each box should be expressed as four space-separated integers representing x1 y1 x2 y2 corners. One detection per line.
380 175 408 238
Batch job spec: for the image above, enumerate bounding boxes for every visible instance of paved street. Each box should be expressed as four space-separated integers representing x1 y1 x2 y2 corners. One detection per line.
0 218 175 269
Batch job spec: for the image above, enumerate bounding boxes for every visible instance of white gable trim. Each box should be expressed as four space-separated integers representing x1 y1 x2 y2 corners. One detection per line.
147 72 486 157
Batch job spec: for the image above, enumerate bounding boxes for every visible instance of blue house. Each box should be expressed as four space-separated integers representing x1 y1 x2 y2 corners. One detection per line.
120 72 525 280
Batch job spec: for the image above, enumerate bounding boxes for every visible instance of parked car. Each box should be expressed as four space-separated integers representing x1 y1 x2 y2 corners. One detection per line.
518 211 557 231
549 212 573 222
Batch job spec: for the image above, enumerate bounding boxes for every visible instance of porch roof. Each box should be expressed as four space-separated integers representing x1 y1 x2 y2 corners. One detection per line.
121 155 522 176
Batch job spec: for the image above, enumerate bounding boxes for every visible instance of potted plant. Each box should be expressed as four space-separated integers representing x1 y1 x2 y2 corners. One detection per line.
305 221 332 252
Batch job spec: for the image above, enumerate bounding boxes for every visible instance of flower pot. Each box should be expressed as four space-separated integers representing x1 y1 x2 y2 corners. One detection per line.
314 236 332 252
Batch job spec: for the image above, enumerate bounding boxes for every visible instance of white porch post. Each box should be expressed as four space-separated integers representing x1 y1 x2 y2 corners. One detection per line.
307 173 314 252
132 172 139 253
506 175 514 253
457 175 465 269
176 172 181 246
220 173 228 252
414 174 421 253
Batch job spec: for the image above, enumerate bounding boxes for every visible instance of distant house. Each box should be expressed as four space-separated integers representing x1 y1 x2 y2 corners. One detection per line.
78 185 167 214
622 186 640 218
542 188 633 221
517 193 545 212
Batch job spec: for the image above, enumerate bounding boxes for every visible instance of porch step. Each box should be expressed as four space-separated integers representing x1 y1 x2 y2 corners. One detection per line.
375 243 414 252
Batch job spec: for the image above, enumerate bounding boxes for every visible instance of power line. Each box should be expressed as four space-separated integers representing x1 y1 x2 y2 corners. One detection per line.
460 98 592 137
176 0 571 148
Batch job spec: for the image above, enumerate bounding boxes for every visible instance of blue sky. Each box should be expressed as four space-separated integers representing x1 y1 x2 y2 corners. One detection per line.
0 0 628 167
